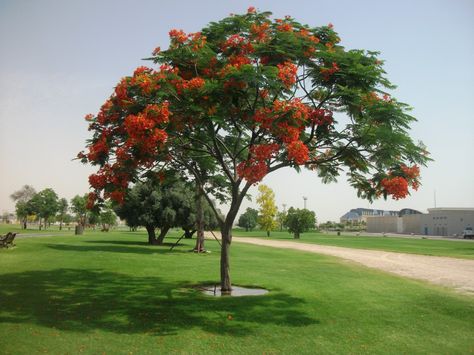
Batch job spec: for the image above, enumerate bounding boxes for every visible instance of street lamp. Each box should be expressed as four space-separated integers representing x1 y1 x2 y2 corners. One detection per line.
303 196 307 209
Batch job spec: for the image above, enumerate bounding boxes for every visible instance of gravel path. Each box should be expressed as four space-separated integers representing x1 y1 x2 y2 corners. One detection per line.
232 237 474 295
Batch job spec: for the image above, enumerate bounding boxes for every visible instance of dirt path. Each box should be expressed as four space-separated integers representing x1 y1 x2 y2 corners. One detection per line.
229 236 474 295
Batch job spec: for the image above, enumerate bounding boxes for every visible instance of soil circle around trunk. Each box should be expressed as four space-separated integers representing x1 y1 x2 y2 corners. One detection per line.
198 284 269 297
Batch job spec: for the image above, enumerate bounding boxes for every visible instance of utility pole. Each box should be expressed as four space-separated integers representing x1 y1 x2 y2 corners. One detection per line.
303 196 307 209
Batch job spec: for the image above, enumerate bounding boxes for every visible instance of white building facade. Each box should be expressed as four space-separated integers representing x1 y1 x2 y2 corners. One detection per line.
367 208 474 236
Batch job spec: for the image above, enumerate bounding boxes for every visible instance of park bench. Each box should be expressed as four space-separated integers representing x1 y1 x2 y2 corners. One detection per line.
0 232 17 248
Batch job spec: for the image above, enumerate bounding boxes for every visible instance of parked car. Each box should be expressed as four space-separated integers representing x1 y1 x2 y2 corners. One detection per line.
462 227 474 239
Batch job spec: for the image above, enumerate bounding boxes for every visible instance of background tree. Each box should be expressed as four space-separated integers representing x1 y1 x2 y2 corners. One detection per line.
115 178 196 244
70 194 88 234
99 202 117 231
238 208 259 231
29 188 59 230
80 9 429 291
10 185 36 229
15 201 34 230
257 185 278 237
10 185 36 203
62 213 74 228
57 198 69 230
285 207 316 239
276 209 288 232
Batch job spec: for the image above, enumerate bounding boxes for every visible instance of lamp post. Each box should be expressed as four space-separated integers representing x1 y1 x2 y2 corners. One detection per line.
303 196 307 209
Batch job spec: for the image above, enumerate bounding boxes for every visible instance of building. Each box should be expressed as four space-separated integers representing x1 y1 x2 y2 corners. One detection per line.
340 208 399 223
366 207 474 236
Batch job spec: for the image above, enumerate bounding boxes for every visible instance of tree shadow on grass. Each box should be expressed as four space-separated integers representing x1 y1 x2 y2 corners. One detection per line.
85 240 190 248
0 269 318 336
46 243 190 255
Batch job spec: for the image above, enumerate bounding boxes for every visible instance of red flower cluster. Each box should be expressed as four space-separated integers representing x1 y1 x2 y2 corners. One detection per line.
320 62 339 81
86 192 98 210
381 176 409 200
309 109 333 125
401 164 420 180
237 160 267 184
114 78 129 103
89 173 107 189
275 19 293 32
87 135 108 162
144 102 170 124
250 143 279 161
287 140 309 165
228 55 252 68
401 164 420 190
277 61 298 88
108 190 125 204
221 34 254 54
169 29 187 44
131 68 159 95
124 113 168 158
250 22 270 42
188 32 207 51
174 76 206 93
296 28 320 44
252 99 310 142
237 144 279 183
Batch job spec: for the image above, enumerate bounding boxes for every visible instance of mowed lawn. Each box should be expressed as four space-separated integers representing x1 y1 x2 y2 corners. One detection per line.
233 230 474 259
0 230 473 354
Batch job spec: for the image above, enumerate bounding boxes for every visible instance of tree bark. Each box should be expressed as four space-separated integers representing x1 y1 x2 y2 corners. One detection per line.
75 225 84 235
294 232 300 239
145 225 158 244
267 230 270 237
194 183 205 252
156 226 170 245
220 223 232 293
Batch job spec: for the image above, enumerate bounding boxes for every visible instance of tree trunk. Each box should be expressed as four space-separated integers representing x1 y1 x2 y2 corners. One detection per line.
156 226 170 245
294 232 300 239
75 225 84 235
267 230 270 237
145 225 158 244
23 219 27 229
220 224 232 293
194 183 205 252
59 220 63 231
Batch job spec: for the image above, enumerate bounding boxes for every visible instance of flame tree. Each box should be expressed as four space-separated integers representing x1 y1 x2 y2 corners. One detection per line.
79 8 429 292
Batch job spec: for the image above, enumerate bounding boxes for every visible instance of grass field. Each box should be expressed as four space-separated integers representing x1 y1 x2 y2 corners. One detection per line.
233 229 474 259
0 229 473 354
0 223 75 234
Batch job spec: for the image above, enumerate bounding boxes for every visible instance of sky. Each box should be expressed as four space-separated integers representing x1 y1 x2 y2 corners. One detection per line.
0 0 473 223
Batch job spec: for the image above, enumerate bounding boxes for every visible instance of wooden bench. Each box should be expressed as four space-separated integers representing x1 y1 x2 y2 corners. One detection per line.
0 232 17 248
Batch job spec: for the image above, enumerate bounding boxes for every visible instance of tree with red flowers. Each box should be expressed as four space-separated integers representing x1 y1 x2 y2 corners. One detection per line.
80 8 429 292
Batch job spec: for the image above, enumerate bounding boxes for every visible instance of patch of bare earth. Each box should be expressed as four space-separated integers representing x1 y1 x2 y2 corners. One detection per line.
208 234 474 295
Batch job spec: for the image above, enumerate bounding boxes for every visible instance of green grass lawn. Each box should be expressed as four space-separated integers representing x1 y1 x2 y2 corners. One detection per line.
1 230 473 354
0 223 75 235
233 229 474 259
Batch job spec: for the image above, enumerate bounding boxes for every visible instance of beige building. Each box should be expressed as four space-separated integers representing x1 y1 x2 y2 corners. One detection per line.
367 208 474 236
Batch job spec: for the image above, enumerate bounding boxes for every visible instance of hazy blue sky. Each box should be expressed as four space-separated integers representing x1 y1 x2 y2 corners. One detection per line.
1 0 473 222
